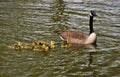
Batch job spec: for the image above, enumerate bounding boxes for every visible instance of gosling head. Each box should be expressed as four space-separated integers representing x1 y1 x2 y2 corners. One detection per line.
50 41 55 45
18 42 23 46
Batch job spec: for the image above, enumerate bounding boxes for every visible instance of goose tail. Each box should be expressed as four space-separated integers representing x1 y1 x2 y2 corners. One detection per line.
54 30 61 34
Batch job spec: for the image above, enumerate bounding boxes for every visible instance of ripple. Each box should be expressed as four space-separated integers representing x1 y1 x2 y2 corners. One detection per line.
0 0 120 77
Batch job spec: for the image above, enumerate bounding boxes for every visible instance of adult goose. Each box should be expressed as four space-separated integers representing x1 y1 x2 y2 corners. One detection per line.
55 11 97 45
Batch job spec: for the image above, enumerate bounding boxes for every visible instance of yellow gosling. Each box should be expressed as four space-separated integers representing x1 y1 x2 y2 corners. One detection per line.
32 42 37 46
66 39 71 47
49 41 55 48
66 39 71 44
61 39 71 48
24 45 33 49
33 46 43 52
10 45 20 50
10 44 19 49
17 42 22 46
33 45 49 52
42 44 49 51
44 46 49 52
10 42 24 50
36 40 49 45
50 41 55 45
17 42 24 49
42 44 47 48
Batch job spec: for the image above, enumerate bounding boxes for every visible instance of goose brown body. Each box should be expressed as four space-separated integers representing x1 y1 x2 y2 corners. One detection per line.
57 31 88 44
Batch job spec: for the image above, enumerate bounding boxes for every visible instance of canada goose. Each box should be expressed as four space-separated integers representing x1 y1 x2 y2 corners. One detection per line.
55 11 97 45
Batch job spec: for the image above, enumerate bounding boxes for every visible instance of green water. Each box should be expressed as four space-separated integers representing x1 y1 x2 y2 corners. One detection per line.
0 0 120 77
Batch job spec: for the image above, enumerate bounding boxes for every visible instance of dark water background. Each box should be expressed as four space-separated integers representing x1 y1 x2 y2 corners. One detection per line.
0 0 120 77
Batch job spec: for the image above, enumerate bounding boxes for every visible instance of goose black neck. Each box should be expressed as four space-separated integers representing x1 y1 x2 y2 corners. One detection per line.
89 16 94 34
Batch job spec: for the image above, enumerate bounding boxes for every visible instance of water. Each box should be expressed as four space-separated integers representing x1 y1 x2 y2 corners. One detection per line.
0 0 120 77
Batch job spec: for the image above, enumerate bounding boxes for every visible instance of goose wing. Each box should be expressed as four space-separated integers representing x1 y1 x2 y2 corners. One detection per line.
57 31 88 41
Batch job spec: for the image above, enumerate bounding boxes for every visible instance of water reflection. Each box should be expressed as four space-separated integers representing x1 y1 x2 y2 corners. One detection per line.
67 43 97 67
52 0 65 22
0 0 120 77
66 43 96 52
51 0 69 30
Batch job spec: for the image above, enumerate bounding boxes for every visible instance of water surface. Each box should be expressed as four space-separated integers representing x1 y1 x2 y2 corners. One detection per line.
0 0 120 77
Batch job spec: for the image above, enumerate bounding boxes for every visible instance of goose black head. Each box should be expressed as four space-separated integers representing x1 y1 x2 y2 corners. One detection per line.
90 11 97 16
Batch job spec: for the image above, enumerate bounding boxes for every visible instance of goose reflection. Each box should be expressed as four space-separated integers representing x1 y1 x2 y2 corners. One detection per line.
62 42 97 52
61 43 97 67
